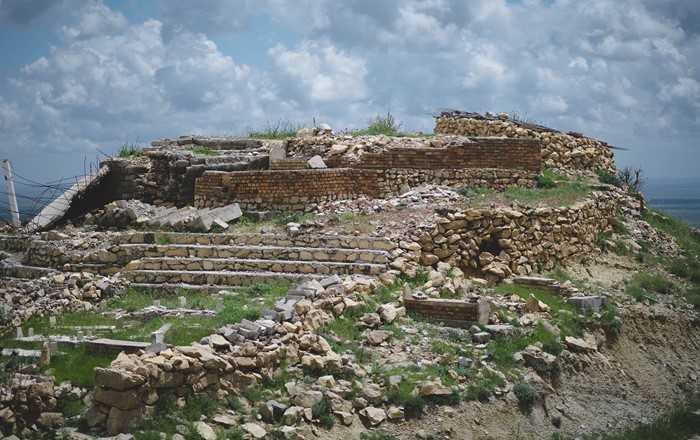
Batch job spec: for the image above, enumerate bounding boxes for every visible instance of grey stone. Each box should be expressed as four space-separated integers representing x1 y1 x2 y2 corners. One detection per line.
320 274 342 288
307 155 327 169
269 144 286 161
485 324 516 339
566 296 607 312
472 332 491 344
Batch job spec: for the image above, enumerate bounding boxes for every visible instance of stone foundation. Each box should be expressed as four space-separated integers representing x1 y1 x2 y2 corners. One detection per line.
434 112 615 175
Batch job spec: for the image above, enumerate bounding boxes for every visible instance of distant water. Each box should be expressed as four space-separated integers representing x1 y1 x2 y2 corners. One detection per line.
0 188 51 226
644 177 700 228
2 175 699 228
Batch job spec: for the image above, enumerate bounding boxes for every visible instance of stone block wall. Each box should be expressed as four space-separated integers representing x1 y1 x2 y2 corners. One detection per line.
434 113 615 175
194 169 384 211
379 168 538 193
102 159 150 202
408 190 618 281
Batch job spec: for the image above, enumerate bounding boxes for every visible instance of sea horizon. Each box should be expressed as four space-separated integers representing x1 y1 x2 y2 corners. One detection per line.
644 176 700 229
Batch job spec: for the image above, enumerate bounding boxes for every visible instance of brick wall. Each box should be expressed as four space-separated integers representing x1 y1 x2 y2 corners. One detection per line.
324 138 541 172
195 169 384 211
403 289 490 328
352 140 540 171
194 138 542 211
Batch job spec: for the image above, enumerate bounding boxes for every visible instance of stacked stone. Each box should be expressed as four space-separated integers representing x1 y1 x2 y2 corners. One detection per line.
83 275 382 435
392 190 618 283
434 113 616 175
0 271 126 332
0 375 86 435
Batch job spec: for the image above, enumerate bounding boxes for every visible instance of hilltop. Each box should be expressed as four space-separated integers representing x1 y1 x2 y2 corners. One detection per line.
0 112 698 440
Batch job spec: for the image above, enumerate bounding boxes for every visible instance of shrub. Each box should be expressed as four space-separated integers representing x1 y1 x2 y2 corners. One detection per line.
513 382 537 409
311 396 335 429
596 169 621 187
367 110 402 134
596 232 611 251
537 173 556 189
617 165 646 193
467 384 492 403
537 167 561 189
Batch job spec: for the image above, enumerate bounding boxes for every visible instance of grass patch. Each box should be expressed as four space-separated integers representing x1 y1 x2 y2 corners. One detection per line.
503 178 591 207
186 146 219 156
312 395 335 429
272 211 316 228
491 285 581 371
117 138 142 157
626 272 676 302
2 282 293 386
385 379 426 419
360 430 399 440
642 209 700 308
581 396 700 439
537 167 566 189
596 169 622 187
46 346 114 387
247 119 306 139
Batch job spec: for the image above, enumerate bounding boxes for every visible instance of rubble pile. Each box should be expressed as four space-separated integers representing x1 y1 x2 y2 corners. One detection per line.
0 271 127 331
0 375 89 436
285 132 469 162
83 200 242 232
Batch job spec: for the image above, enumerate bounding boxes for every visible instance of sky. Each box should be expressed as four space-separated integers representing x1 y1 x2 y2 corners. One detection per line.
0 0 699 188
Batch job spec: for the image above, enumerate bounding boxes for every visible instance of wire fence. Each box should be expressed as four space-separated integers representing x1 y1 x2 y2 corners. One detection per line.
0 158 105 227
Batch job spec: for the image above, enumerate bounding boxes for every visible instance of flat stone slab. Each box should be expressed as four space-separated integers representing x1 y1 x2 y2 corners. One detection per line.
566 295 607 312
2 348 42 357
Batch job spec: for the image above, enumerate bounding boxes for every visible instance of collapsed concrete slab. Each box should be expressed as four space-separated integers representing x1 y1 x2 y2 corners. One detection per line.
25 165 111 233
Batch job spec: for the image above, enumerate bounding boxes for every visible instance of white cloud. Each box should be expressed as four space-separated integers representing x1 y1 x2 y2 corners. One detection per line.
59 0 127 40
268 40 368 104
659 77 700 103
1 0 699 179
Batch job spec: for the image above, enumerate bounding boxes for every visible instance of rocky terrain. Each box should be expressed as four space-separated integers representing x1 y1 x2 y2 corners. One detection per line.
1 119 699 440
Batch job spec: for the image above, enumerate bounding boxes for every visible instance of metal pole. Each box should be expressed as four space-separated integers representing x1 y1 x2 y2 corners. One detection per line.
2 159 21 228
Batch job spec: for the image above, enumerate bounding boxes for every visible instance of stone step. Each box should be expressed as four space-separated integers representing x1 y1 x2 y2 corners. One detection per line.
128 282 250 294
59 263 121 275
115 243 390 264
123 270 324 286
126 257 385 276
0 264 56 279
112 232 397 251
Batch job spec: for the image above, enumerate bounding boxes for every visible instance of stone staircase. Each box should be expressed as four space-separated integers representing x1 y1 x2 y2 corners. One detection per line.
22 232 397 293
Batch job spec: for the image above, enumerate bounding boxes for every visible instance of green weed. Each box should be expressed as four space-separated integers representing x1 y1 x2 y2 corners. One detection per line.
186 146 219 156
46 346 114 387
311 396 335 429
247 119 306 139
117 138 142 157
626 272 676 302
360 430 399 440
352 110 405 136
513 381 537 410
503 178 591 208
154 234 171 245
581 396 700 439
596 169 622 187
